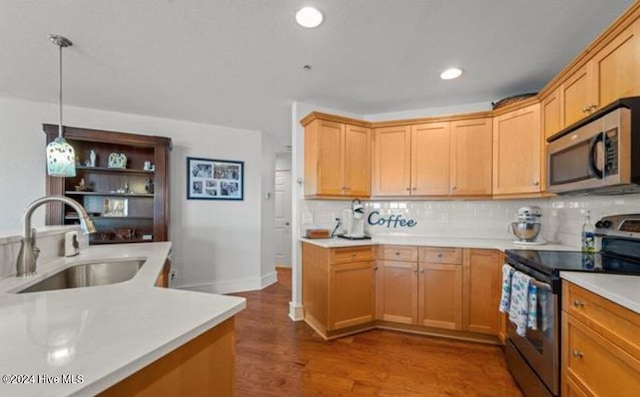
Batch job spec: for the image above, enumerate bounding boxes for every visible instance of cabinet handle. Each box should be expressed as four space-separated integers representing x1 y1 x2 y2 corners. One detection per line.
572 350 584 358
573 300 584 308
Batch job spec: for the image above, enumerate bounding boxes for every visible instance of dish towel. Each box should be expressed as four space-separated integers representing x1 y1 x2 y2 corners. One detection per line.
509 271 533 337
527 283 538 331
499 264 515 313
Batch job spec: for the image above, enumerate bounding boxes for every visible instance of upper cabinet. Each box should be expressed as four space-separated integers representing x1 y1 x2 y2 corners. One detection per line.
450 118 493 196
543 18 640 137
372 116 492 198
492 102 542 195
371 125 411 196
302 114 371 198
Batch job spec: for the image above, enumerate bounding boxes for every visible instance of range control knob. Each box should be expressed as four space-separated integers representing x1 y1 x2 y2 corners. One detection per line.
595 221 603 228
596 220 612 229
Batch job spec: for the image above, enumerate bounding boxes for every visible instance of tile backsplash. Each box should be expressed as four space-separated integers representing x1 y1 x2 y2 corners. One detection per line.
300 194 640 248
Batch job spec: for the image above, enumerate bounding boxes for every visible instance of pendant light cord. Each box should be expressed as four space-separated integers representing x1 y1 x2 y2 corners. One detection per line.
58 42 63 139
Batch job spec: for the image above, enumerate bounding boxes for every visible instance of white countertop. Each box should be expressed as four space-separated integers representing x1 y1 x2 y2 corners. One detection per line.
0 242 246 397
300 236 577 252
561 272 640 315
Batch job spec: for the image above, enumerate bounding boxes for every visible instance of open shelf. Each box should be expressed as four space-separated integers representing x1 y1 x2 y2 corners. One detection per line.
76 166 155 175
65 191 155 198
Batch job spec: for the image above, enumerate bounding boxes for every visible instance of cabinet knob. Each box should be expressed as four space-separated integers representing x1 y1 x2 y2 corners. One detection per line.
412 268 418 273
452 186 457 190
406 187 411 191
573 300 584 308
374 267 379 271
582 106 589 113
420 269 425 274
437 253 443 258
395 252 401 256
412 187 417 191
572 350 584 358
589 104 598 111
533 181 539 186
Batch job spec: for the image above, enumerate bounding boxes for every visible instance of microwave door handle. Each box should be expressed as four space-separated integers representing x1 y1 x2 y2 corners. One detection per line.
588 133 605 179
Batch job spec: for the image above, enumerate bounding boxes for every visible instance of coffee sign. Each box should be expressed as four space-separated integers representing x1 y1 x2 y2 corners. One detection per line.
367 211 417 228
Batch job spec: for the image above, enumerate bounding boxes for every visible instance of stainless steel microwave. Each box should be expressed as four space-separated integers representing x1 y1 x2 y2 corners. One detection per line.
547 97 640 194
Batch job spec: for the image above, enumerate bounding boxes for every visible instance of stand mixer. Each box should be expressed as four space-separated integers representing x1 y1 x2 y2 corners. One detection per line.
511 205 546 245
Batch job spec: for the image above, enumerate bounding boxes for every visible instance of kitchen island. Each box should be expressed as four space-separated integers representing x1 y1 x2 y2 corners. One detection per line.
0 242 246 397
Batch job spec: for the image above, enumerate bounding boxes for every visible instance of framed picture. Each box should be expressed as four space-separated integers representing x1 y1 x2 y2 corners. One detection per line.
103 198 128 217
187 157 244 200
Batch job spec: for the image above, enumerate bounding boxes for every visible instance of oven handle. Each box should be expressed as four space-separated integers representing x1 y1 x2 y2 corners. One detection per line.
530 278 552 292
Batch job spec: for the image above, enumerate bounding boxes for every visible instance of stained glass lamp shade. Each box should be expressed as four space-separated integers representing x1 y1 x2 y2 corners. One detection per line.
47 136 76 177
46 34 75 178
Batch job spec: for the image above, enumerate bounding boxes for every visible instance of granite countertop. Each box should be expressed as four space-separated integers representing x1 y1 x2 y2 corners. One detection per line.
0 242 246 397
300 236 577 252
561 272 640 314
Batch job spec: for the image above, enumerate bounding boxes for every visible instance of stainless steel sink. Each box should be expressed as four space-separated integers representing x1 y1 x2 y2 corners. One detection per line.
17 260 145 293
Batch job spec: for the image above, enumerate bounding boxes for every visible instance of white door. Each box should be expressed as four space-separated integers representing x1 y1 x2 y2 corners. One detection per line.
275 170 292 267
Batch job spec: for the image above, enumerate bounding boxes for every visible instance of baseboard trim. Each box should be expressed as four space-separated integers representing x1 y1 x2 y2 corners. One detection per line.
288 302 304 321
179 272 276 295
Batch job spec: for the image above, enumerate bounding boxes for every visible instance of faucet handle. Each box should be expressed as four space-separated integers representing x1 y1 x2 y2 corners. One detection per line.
31 228 40 261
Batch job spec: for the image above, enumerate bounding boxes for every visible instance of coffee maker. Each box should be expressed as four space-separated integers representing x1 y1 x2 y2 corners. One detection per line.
340 199 368 239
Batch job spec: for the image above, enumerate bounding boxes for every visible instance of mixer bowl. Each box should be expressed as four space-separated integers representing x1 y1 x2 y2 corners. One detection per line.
511 222 541 241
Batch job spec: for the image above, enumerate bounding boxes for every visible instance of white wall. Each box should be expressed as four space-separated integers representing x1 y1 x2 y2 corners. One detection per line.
289 101 364 320
260 133 278 287
0 97 276 292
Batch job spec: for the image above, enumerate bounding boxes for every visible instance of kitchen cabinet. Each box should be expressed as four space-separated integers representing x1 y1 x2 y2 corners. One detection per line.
99 318 236 397
492 102 542 195
449 118 493 196
541 88 561 140
302 243 376 338
377 245 419 324
462 249 502 335
556 20 640 130
562 281 640 397
303 115 371 198
155 258 171 288
372 117 492 197
44 125 172 244
411 122 451 195
371 125 412 196
377 246 462 331
417 247 463 330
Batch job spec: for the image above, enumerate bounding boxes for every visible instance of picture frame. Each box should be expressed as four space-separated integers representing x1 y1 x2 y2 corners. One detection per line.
103 198 128 217
187 157 244 200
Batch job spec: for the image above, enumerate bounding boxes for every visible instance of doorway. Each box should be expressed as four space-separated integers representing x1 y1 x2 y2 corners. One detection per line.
275 153 292 267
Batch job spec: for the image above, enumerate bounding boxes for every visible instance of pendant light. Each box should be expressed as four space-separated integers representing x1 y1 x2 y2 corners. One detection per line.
46 34 76 177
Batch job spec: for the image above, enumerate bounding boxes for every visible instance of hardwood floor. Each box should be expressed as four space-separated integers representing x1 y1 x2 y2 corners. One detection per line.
233 268 523 396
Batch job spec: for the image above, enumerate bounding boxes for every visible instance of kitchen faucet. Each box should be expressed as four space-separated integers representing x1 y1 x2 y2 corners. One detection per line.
16 195 97 277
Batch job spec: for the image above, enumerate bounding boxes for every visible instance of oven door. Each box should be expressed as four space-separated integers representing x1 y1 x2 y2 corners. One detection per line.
507 279 559 395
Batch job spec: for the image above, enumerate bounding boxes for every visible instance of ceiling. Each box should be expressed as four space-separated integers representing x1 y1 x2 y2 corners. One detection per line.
0 0 635 146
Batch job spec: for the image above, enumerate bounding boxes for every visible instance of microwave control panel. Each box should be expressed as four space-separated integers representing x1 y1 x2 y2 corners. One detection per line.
604 128 618 176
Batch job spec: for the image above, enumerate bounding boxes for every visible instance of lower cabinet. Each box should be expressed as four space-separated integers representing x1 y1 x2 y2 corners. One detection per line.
562 281 640 397
302 243 376 338
302 243 503 342
462 249 502 335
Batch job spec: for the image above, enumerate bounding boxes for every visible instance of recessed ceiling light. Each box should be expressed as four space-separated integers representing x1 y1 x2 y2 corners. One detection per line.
440 68 463 80
296 7 323 28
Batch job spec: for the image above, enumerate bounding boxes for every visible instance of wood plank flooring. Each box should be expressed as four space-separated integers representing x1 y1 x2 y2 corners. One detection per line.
232 268 523 396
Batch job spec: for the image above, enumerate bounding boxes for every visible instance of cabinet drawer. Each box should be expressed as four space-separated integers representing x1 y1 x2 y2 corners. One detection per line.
378 245 418 262
564 314 640 397
564 281 640 360
419 247 462 264
330 246 374 264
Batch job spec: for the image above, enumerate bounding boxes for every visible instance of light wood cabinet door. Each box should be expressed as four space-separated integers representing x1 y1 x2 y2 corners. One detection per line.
591 20 640 113
410 122 450 195
372 125 411 196
450 118 492 196
542 88 561 140
462 249 501 335
377 260 418 324
561 65 591 128
304 119 345 197
492 103 542 195
344 124 371 197
417 263 462 330
329 261 376 331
